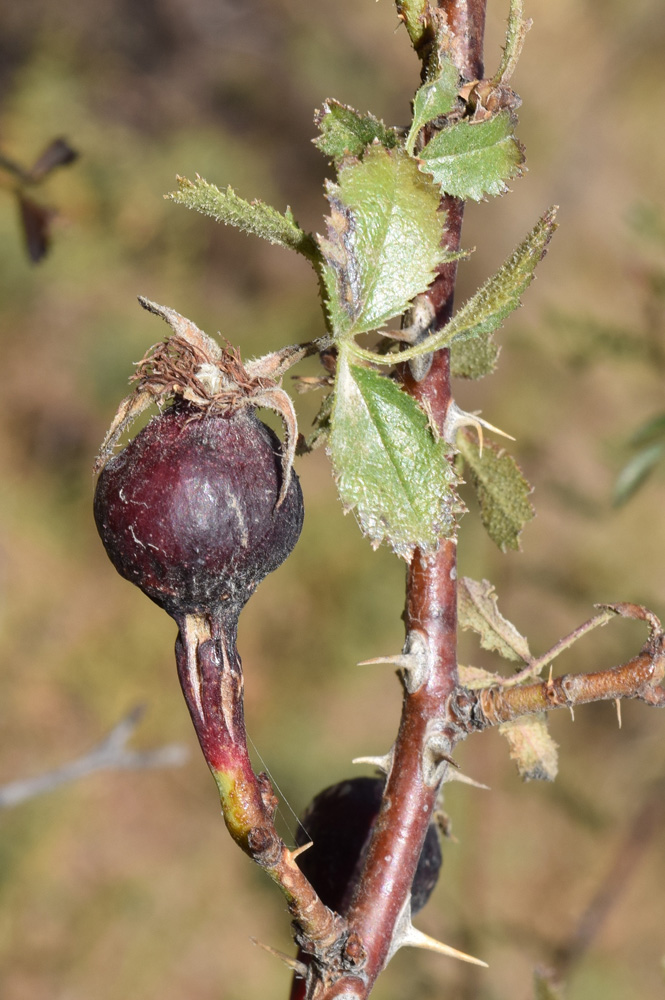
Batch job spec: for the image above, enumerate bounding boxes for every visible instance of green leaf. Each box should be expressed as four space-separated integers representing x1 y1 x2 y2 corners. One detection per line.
348 208 557 366
458 577 531 662
406 58 460 154
491 0 530 87
613 441 665 507
499 714 559 781
396 0 429 49
420 110 524 201
451 333 500 378
318 146 449 338
457 430 534 551
167 175 321 265
314 101 399 162
328 347 463 559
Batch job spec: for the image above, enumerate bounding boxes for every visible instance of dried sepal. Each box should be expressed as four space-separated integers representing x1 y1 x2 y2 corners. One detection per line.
95 298 301 504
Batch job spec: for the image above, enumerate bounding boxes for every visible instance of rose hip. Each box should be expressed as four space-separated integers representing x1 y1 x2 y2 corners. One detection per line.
94 401 304 622
295 776 442 915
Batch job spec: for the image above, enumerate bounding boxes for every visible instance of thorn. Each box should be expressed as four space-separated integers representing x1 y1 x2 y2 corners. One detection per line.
423 732 459 786
357 653 416 670
290 841 313 860
425 734 460 768
443 769 490 790
444 400 515 456
359 631 431 695
250 938 308 977
352 752 393 774
569 705 575 722
399 925 488 968
547 665 554 690
615 698 622 729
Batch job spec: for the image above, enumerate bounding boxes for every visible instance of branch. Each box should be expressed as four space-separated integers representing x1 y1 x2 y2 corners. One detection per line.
453 605 665 732
0 706 188 810
303 6 489 999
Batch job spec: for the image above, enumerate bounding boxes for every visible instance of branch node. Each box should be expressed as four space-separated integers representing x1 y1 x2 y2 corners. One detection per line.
422 728 458 787
247 826 282 866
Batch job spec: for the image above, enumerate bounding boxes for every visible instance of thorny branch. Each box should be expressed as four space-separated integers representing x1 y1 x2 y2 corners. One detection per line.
454 603 665 732
292 5 665 998
0 706 188 810
295 5 491 1000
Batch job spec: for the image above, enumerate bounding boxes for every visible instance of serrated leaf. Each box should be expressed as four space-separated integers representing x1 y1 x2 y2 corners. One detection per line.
458 664 504 690
419 110 524 201
457 430 534 551
348 208 557 366
499 714 558 781
328 347 463 559
314 100 398 162
406 59 460 154
168 175 321 264
492 0 531 87
458 577 531 662
318 146 449 338
451 333 500 378
613 442 665 507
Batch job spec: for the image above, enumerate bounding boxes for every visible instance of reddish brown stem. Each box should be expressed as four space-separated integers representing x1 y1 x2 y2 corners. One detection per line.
457 643 665 730
298 8 489 999
174 612 342 950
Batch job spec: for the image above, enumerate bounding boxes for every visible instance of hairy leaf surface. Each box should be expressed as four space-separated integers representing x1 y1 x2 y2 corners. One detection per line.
168 175 321 263
419 110 524 201
314 101 398 162
348 208 557 365
451 333 500 378
458 577 531 662
318 147 448 338
499 714 559 781
406 59 460 153
457 431 534 551
328 348 462 559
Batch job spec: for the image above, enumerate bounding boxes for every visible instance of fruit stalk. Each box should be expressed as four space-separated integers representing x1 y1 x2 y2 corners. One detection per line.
174 612 341 945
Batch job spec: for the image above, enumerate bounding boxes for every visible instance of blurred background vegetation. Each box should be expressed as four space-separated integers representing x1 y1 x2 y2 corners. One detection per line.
0 1 664 998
